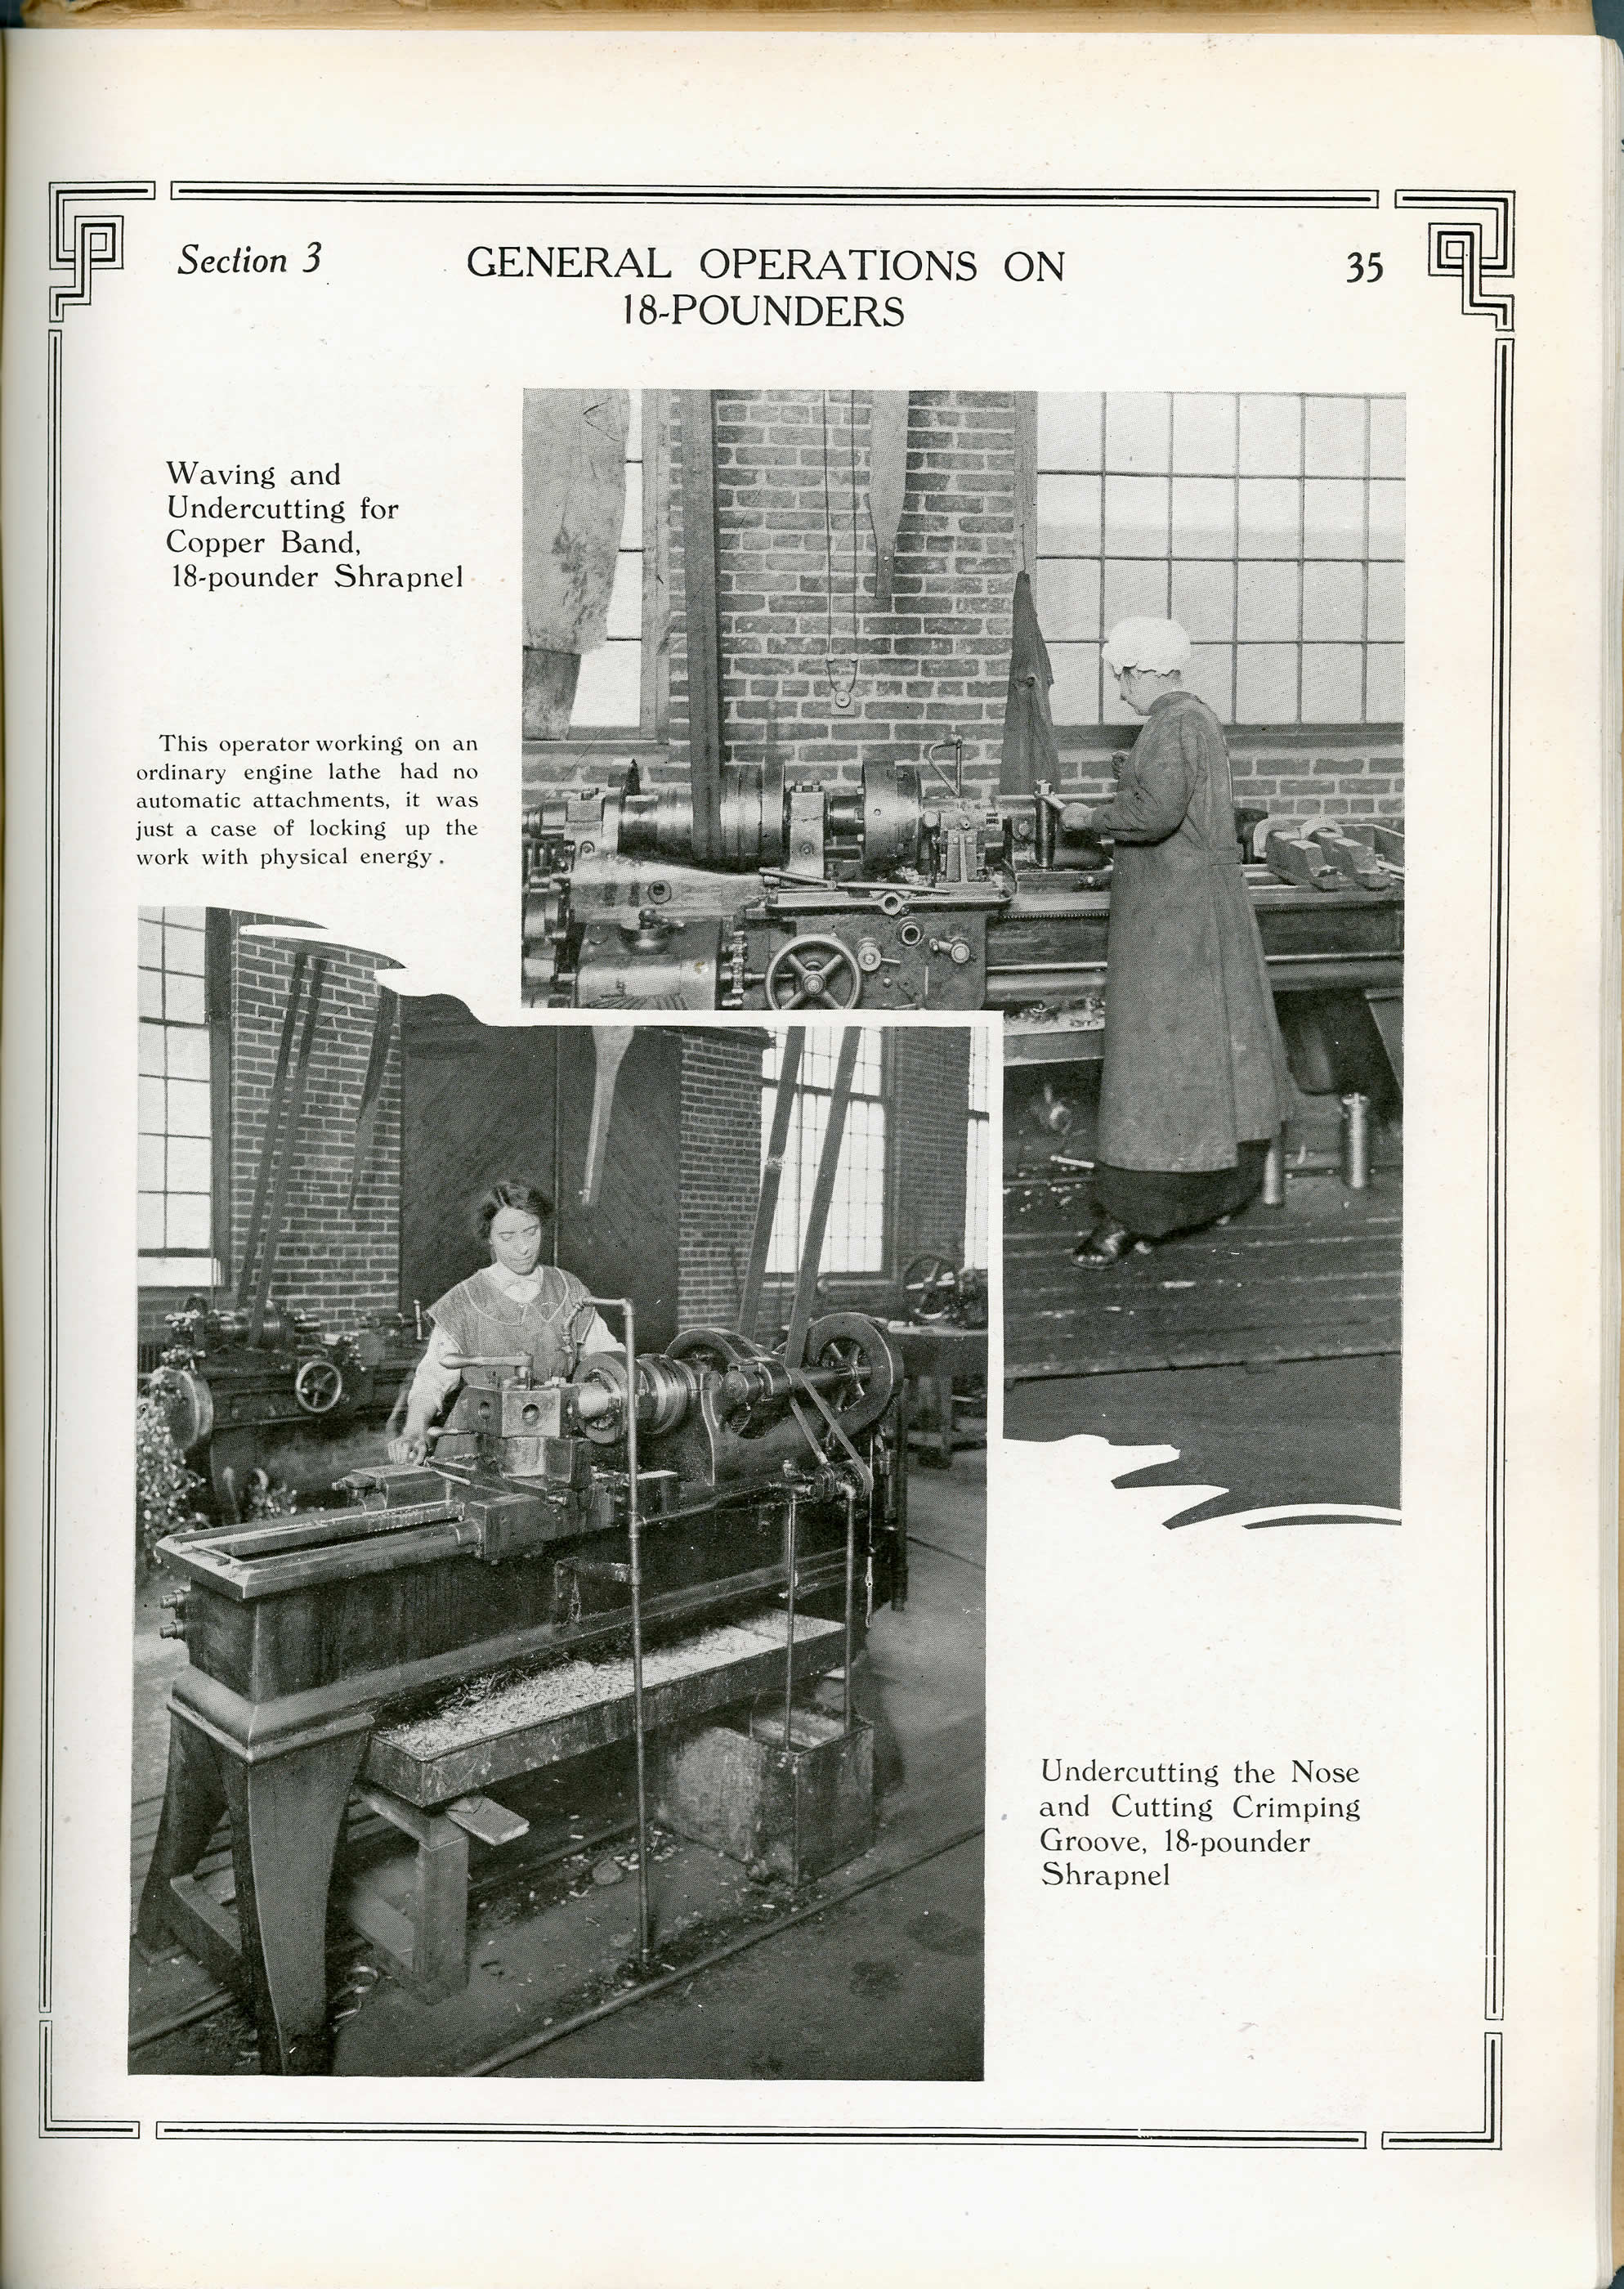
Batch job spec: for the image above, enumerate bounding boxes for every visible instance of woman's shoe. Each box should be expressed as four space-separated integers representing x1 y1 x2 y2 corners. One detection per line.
1071 1223 1134 1267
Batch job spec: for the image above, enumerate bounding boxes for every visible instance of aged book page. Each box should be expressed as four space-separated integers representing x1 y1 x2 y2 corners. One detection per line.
0 26 1617 2289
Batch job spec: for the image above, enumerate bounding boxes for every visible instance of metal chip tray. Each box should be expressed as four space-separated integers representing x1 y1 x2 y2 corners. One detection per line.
364 1611 844 1807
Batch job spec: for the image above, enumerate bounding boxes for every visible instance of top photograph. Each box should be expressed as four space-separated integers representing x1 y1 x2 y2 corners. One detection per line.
519 387 1403 1020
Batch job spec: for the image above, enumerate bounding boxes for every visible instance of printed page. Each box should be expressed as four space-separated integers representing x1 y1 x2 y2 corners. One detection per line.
0 28 1616 2289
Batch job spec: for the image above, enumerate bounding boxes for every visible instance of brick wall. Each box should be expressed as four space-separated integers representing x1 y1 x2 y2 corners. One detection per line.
230 926 401 1333
1056 734 1404 825
525 389 1404 829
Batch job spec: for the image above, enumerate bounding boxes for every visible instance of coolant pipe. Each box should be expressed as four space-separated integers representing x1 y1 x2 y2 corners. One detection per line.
585 1293 649 1975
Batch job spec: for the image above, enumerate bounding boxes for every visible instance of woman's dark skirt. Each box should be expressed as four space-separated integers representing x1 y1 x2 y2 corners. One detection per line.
1092 1139 1271 1241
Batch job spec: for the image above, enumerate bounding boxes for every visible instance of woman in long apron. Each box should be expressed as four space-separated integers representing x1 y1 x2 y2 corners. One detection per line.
390 1178 620 1461
1072 617 1289 1268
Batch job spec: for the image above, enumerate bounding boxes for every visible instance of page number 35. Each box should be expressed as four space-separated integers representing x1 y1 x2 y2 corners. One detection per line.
1347 251 1383 283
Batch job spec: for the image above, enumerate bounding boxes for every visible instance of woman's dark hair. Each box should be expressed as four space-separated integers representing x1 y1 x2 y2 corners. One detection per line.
471 1179 553 1242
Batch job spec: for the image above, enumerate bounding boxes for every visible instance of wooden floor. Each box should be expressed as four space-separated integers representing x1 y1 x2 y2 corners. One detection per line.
1004 1168 1401 1382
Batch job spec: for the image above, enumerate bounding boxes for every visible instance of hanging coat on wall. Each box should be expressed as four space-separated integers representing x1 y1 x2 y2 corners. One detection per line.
999 570 1061 795
521 390 630 738
1090 691 1289 1172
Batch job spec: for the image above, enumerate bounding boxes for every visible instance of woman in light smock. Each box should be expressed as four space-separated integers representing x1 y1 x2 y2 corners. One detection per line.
1072 617 1291 1268
390 1179 620 1463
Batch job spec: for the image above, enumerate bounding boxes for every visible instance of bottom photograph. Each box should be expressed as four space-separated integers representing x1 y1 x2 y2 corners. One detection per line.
131 913 987 2081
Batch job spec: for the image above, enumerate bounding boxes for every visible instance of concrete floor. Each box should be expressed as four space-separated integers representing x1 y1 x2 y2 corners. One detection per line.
129 1451 986 2081
1004 1355 1400 1520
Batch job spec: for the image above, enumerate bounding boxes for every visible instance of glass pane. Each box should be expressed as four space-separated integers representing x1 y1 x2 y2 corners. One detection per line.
620 461 643 549
1172 395 1236 475
137 1194 164 1250
1035 557 1101 637
1238 395 1301 475
1237 478 1300 558
1367 480 1405 559
1237 560 1299 639
1103 476 1169 557
139 970 163 1019
139 1019 165 1075
625 388 643 462
1366 643 1405 720
166 1077 212 1136
139 917 163 965
1303 560 1365 640
1304 397 1367 477
164 972 205 1024
164 907 208 928
1170 477 1234 558
1037 394 1103 470
166 1194 213 1252
137 1136 164 1189
1302 644 1363 719
1170 559 1234 642
1186 644 1233 718
164 923 206 974
1036 473 1101 555
1368 398 1406 479
572 639 642 728
1049 642 1100 724
604 553 643 639
1105 393 1170 473
1304 478 1365 558
1367 561 1405 642
167 1134 213 1191
1103 559 1170 628
164 1026 211 1081
138 1076 166 1131
1237 644 1299 723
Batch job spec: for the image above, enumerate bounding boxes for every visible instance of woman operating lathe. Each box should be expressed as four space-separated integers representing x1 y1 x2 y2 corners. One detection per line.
390 1179 620 1463
1072 617 1291 1267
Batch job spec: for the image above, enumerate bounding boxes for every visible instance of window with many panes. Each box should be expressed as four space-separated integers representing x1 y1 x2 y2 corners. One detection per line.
762 1029 888 1276
964 1030 991 1270
568 389 667 737
1029 392 1404 730
138 908 221 1283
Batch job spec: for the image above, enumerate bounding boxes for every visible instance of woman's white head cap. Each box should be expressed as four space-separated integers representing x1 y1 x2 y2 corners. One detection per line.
1103 617 1192 676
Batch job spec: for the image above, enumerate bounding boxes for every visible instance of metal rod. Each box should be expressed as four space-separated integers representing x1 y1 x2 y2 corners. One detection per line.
842 1482 857 1736
586 1292 651 1976
782 1490 799 1746
784 1027 861 1369
235 947 308 1307
248 957 328 1346
738 1026 803 1340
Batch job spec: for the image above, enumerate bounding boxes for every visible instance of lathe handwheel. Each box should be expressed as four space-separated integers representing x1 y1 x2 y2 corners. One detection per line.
293 1355 346 1415
901 1251 960 1323
763 936 862 1012
804 1311 898 1440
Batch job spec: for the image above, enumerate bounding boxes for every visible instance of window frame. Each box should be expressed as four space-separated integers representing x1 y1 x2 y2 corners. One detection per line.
522 387 671 766
137 907 233 1289
761 1029 893 1283
1016 392 1404 747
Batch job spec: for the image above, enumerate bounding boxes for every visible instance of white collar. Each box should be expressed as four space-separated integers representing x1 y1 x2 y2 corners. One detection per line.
485 1261 546 1297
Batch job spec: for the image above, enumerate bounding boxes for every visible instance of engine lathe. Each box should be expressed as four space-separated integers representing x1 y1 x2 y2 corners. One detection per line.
138 1034 906 2076
521 749 1404 1085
